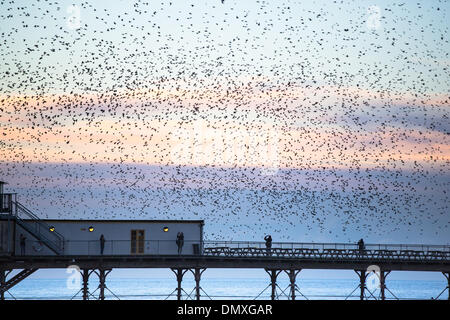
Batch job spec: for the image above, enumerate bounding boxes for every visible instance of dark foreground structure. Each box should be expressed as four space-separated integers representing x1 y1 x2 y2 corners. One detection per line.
1 242 449 300
0 183 449 300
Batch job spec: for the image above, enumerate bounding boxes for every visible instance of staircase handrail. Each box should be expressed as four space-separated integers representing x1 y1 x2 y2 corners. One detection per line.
14 202 64 253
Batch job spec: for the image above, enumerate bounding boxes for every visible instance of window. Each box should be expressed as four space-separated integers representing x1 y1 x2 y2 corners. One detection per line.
131 230 145 254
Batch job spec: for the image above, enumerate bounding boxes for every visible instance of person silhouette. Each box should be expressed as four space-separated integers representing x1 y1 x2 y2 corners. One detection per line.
100 234 105 255
20 234 26 255
264 235 272 256
176 232 184 255
358 238 365 255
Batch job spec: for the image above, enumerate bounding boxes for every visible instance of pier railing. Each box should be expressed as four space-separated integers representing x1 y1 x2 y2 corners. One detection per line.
203 241 450 252
20 239 202 256
202 241 450 260
17 239 450 261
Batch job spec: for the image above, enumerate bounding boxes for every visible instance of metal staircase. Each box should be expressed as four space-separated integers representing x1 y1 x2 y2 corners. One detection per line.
0 184 65 255
13 202 64 255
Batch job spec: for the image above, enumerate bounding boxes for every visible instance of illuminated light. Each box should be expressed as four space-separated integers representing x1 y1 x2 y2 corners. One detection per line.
88 226 94 232
49 226 55 232
163 227 169 232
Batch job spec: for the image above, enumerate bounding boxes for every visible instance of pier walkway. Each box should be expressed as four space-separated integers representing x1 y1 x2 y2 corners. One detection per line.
1 241 449 300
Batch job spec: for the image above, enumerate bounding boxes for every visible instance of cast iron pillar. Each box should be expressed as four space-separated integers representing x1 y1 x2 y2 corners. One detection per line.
444 272 450 300
172 268 188 300
0 269 6 300
286 269 301 300
379 270 390 301
265 269 281 300
192 268 206 300
96 269 111 300
81 269 90 301
356 270 367 300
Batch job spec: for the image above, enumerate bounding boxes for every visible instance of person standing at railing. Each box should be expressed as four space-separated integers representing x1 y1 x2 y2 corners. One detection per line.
264 235 272 256
358 238 365 256
20 234 26 255
176 232 184 255
100 234 105 255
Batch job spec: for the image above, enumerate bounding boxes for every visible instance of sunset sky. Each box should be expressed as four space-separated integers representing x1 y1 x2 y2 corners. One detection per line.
0 1 449 247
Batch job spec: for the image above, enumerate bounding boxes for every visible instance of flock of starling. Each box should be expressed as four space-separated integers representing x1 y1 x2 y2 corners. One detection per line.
0 1 448 242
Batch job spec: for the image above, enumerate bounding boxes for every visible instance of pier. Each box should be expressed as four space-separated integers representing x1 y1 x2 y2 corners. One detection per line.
1 240 449 300
1 185 449 300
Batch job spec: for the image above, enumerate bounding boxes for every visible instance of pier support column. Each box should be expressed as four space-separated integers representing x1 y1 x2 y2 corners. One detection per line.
379 270 390 301
444 272 450 300
355 270 367 300
81 269 91 301
446 272 450 301
96 269 111 300
265 269 281 300
0 269 13 300
434 272 450 300
286 269 301 300
171 268 188 301
0 269 6 300
192 268 206 300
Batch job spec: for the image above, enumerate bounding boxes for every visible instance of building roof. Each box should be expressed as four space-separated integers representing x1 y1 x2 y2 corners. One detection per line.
0 215 204 224
24 218 204 224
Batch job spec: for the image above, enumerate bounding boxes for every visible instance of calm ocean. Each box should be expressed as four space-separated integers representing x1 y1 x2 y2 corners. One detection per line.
4 278 447 300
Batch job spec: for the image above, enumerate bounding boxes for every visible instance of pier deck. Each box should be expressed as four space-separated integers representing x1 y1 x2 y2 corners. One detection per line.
1 241 449 300
1 251 449 271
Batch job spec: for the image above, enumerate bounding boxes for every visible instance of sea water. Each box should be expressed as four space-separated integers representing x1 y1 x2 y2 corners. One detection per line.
4 277 447 300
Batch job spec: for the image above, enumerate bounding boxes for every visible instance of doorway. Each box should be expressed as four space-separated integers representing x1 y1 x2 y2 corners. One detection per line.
131 230 145 254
